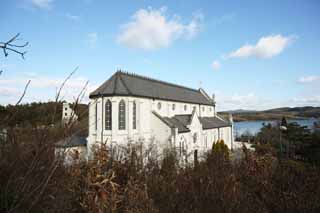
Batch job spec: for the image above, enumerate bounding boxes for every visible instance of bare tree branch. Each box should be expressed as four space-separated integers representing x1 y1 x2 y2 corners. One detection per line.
55 67 78 102
51 67 78 124
16 80 31 105
0 33 28 59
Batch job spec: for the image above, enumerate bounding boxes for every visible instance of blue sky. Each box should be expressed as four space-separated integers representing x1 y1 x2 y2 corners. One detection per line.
1 0 320 110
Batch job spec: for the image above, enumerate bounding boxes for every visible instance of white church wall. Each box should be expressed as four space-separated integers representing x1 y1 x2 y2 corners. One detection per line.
87 95 228 160
150 112 172 151
152 99 214 117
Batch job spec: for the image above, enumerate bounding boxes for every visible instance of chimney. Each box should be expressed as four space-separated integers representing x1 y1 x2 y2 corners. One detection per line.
229 113 233 123
212 93 216 116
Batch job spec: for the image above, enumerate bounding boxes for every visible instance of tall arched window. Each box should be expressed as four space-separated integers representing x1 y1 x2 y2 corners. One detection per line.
119 99 126 130
133 101 137 129
105 100 112 130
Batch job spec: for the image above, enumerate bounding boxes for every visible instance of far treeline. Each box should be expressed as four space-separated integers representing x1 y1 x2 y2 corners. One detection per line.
0 102 88 128
220 106 320 121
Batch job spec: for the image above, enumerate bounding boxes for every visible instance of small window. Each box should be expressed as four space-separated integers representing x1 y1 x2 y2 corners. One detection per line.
172 104 175 110
209 107 212 112
202 106 205 112
184 105 187 111
64 113 67 116
193 106 196 111
157 102 161 110
193 133 197 143
65 108 67 111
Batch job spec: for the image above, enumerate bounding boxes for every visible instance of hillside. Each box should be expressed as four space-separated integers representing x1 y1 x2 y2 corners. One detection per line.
0 102 88 128
219 106 320 122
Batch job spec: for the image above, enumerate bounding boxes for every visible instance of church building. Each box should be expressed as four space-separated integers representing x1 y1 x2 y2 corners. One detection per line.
87 71 233 162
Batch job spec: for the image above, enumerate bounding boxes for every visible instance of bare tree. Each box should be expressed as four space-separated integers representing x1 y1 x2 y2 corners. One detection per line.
0 33 28 59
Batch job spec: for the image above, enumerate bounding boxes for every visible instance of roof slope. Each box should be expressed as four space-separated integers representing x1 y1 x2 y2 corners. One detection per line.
90 71 214 105
199 117 231 129
154 112 231 133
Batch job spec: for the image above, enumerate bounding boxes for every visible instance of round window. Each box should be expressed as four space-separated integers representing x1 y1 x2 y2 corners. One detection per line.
157 102 161 110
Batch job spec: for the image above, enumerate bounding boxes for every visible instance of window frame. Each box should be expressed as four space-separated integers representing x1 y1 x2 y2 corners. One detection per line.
105 100 112 130
119 99 126 130
133 101 137 130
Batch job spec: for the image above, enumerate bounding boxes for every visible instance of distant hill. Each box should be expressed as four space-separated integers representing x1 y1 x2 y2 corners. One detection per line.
219 106 320 122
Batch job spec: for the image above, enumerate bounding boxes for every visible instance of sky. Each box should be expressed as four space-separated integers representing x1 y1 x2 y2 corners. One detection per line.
1 0 320 111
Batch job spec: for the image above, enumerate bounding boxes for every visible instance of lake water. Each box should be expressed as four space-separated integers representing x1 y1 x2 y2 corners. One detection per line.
234 118 319 136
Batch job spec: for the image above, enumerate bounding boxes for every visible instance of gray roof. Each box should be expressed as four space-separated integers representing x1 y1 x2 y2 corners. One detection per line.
153 112 231 133
199 117 231 129
90 71 214 106
55 136 87 148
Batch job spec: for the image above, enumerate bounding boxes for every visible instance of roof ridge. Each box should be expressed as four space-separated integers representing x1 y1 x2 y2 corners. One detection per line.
118 70 201 93
118 72 132 95
113 72 119 93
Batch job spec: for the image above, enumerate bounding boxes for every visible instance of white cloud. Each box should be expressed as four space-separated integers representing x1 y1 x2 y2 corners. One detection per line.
228 34 295 59
211 60 221 71
87 32 98 48
215 92 277 111
297 75 320 84
66 13 80 21
0 73 97 104
30 0 53 9
0 87 20 97
117 7 203 50
291 96 320 106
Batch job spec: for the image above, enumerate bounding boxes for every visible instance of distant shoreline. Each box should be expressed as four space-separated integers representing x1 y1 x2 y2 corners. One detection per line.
219 106 320 122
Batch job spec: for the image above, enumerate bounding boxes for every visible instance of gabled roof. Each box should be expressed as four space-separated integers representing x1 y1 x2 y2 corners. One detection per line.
90 71 214 106
199 117 231 129
153 112 231 133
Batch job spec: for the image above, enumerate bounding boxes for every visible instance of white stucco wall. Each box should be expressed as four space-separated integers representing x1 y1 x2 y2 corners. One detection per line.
62 102 78 123
150 113 172 150
87 95 233 160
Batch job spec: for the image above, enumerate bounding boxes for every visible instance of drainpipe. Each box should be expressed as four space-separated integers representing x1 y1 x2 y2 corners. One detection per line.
101 94 104 144
229 114 234 151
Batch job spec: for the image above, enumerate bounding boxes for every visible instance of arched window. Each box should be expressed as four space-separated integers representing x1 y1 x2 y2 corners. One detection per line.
180 136 187 156
119 100 126 130
133 101 137 129
193 133 198 143
105 100 112 130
